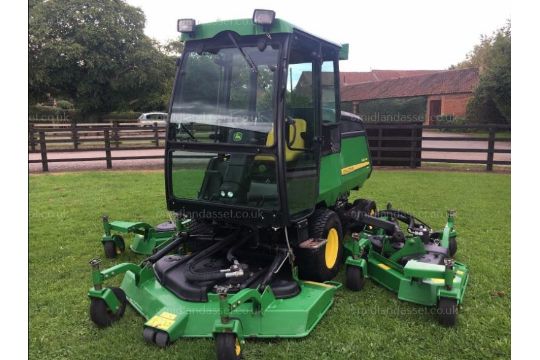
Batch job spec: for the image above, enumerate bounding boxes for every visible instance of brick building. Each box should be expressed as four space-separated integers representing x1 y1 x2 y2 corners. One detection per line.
340 68 479 124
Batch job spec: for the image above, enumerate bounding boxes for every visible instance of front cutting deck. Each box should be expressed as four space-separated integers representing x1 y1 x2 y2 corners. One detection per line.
120 268 340 341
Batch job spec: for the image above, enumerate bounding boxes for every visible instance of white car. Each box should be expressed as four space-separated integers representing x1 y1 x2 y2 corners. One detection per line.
138 112 168 127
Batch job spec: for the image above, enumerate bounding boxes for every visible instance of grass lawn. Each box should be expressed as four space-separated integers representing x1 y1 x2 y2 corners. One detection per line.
29 169 510 359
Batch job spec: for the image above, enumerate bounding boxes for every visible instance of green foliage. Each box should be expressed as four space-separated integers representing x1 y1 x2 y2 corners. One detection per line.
452 21 511 124
56 100 74 110
29 0 176 116
354 96 426 122
105 111 141 120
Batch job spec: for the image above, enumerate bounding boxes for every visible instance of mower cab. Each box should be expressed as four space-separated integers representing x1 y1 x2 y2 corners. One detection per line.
88 10 468 359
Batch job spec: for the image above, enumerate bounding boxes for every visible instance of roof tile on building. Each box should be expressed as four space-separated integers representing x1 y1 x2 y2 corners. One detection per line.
340 69 443 85
341 68 479 101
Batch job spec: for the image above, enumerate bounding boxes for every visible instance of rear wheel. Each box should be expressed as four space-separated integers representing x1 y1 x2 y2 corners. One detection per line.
355 199 377 216
215 333 242 360
349 199 377 232
298 209 343 282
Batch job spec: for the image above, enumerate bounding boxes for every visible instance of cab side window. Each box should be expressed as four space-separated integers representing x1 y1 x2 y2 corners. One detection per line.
321 58 338 123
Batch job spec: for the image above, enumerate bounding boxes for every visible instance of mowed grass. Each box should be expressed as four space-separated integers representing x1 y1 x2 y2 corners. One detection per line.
29 169 510 359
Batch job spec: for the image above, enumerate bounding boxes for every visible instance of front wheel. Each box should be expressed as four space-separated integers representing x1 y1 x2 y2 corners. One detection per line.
215 333 242 360
297 209 343 282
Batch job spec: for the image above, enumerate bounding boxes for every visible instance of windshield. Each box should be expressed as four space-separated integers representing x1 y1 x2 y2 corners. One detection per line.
170 38 280 146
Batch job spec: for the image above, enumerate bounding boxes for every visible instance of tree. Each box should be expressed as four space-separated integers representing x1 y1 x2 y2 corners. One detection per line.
29 0 176 116
451 21 511 124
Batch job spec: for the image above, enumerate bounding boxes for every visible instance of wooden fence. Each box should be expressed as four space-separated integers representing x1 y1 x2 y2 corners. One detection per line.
364 122 511 171
29 121 510 172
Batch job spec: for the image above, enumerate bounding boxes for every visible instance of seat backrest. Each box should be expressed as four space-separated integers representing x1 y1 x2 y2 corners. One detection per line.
256 118 307 162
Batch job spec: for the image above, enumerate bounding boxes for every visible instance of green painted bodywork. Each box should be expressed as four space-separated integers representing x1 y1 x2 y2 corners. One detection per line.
101 217 187 255
317 135 371 206
344 212 469 306
180 18 347 53
89 264 339 340
181 18 296 41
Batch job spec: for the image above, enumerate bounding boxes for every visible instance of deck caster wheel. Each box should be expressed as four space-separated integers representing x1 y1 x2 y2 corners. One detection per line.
215 333 242 360
103 235 125 259
449 236 457 257
89 287 127 328
103 236 125 259
437 297 458 326
154 331 170 347
345 265 365 291
143 327 156 343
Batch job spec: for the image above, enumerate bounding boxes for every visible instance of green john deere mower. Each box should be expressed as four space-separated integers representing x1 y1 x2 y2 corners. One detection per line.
88 10 469 359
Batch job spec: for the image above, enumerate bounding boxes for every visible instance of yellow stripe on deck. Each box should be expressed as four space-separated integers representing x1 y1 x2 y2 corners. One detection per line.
341 161 370 176
303 281 334 288
377 263 391 271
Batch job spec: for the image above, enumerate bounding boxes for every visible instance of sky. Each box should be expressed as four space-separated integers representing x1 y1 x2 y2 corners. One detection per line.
127 0 510 71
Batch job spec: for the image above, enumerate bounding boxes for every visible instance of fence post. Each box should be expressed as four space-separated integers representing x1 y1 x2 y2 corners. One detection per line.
377 127 383 165
486 127 495 171
39 131 49 172
153 122 159 147
71 120 78 150
113 120 120 148
104 129 112 169
29 123 36 152
409 126 418 168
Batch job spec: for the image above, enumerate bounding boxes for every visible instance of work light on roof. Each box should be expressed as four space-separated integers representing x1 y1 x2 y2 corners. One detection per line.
177 18 196 33
252 9 275 26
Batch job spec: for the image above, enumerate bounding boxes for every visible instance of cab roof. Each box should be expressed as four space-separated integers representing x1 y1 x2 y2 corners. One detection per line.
180 18 349 59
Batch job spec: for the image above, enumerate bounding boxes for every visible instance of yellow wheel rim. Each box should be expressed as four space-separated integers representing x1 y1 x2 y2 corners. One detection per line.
235 338 241 356
325 228 339 269
368 208 376 229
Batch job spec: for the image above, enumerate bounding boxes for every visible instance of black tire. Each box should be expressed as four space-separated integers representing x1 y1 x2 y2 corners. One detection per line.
345 265 365 291
154 331 170 347
143 327 156 343
103 241 117 259
113 235 125 253
188 220 212 235
448 236 457 257
437 297 458 326
354 199 377 216
215 333 242 360
103 236 125 258
348 199 377 233
89 287 127 328
298 209 343 282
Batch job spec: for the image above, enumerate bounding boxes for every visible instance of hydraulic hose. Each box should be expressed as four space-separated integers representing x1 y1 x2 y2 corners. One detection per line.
258 248 288 290
184 232 246 282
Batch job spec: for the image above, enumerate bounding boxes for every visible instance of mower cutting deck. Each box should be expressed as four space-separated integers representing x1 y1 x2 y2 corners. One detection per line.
100 216 181 257
343 206 469 326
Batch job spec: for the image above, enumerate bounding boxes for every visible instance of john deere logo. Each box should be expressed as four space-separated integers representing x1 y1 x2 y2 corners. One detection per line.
233 131 243 142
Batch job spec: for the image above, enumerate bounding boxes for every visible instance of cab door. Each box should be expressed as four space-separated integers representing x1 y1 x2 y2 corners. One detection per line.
284 32 321 220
